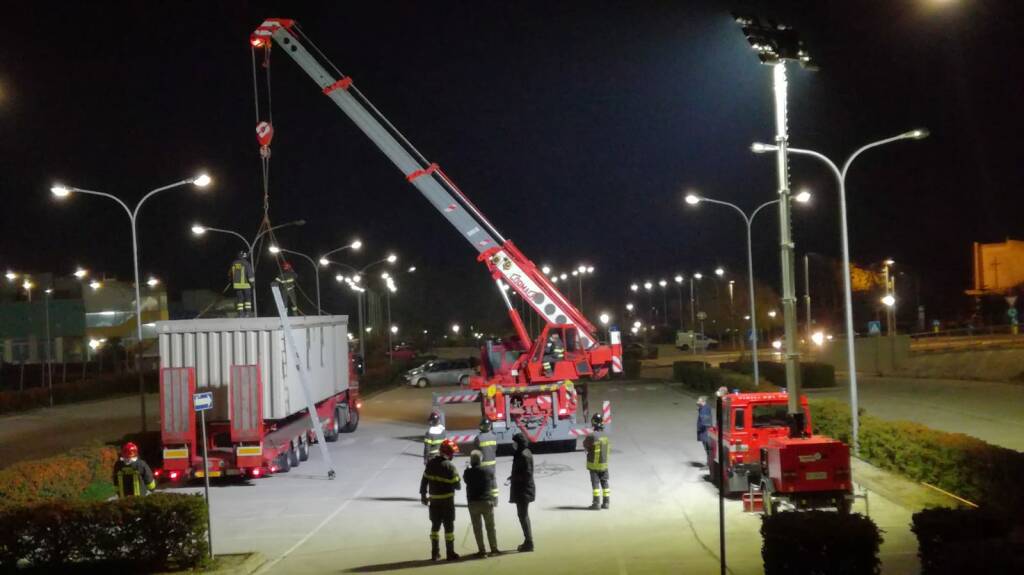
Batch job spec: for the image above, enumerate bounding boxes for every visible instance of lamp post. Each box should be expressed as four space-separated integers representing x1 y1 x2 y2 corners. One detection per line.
52 173 212 432
685 191 810 384
643 281 654 324
674 275 685 330
191 219 306 316
752 129 928 453
323 254 397 360
44 287 53 407
658 279 669 325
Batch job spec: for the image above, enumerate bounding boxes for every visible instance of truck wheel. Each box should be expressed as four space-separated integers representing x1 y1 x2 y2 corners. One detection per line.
837 494 852 514
288 442 300 468
417 378 429 388
341 405 360 433
761 478 776 515
324 412 340 442
276 453 291 473
709 461 721 487
298 437 310 461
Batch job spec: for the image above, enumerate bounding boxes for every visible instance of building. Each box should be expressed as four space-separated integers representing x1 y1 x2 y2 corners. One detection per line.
967 239 1024 296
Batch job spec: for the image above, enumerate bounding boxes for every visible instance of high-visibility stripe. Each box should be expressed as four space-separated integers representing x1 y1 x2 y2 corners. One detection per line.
603 489 611 496
424 438 444 444
428 492 455 499
593 489 601 496
430 531 439 540
477 440 497 447
163 448 189 459
424 474 460 484
445 532 455 541
147 481 157 490
480 460 496 467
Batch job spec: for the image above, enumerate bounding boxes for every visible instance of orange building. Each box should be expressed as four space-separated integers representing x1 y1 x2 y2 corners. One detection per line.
967 239 1024 295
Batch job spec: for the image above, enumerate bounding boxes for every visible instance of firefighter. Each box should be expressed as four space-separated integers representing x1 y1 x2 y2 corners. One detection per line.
275 260 300 315
508 432 535 552
420 439 462 562
423 410 446 465
696 396 712 453
541 332 564 375
230 251 254 318
584 413 610 509
113 442 156 498
474 418 499 502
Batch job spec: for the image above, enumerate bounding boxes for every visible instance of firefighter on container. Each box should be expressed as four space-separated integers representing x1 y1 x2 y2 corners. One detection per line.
424 410 446 464
275 260 300 315
584 413 610 509
474 418 499 502
420 439 462 562
230 251 254 318
113 442 156 498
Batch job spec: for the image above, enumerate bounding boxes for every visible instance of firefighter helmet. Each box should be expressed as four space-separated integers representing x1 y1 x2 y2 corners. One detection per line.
479 418 492 433
439 439 459 458
591 413 604 430
121 442 139 459
428 410 441 425
282 261 293 271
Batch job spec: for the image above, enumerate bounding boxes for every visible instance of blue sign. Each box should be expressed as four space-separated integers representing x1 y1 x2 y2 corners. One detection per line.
867 321 881 335
1008 308 1018 319
193 392 213 412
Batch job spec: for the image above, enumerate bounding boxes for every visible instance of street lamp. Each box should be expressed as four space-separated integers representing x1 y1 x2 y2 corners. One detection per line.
881 294 896 307
51 172 212 432
319 239 363 267
73 268 88 279
89 280 102 291
685 192 811 384
751 128 928 453
452 323 461 335
146 277 159 288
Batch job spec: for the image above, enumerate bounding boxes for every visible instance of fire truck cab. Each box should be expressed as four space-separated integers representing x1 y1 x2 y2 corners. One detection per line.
707 392 810 494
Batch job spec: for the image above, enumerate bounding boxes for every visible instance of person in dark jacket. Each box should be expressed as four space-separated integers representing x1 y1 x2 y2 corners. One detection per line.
507 432 535 552
420 439 462 561
464 450 500 557
113 442 156 498
697 396 712 449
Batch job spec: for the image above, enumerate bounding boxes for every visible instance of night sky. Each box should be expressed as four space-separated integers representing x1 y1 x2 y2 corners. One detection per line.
1 1 1021 331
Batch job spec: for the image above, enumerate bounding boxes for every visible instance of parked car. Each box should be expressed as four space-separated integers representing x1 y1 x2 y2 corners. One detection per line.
675 331 718 351
404 358 476 388
387 344 418 362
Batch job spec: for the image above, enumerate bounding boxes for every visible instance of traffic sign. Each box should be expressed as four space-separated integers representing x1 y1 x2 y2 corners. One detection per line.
1008 308 1018 319
1006 295 1018 308
867 321 881 335
193 392 213 412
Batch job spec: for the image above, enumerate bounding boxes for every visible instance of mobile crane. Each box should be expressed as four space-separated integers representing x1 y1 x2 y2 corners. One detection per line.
250 19 622 446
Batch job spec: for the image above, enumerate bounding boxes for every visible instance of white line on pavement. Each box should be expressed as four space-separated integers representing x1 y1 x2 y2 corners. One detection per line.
254 450 404 574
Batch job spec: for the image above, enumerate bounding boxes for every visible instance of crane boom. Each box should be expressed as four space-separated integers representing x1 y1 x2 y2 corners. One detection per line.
251 19 605 351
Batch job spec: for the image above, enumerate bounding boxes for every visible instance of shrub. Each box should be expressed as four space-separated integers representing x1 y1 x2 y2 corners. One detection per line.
761 511 882 575
0 371 157 415
622 357 642 378
911 507 1023 574
720 361 836 388
809 399 1024 510
0 444 118 509
0 493 209 572
671 362 760 394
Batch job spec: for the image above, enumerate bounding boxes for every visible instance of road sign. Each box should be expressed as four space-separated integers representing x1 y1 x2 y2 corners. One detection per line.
1006 295 1018 308
193 392 213 412
867 321 881 335
1008 308 1018 319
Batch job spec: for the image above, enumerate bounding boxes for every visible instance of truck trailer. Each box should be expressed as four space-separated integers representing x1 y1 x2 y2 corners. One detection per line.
156 315 360 482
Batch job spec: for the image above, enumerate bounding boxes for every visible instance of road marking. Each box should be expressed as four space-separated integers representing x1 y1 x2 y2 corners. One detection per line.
255 450 404 574
625 387 637 392
645 385 658 391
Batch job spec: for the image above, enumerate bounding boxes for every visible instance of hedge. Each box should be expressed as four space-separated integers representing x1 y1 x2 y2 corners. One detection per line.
911 507 1024 574
809 399 1024 510
720 361 836 388
0 493 209 572
0 371 158 415
762 511 882 575
0 444 118 509
671 361 769 394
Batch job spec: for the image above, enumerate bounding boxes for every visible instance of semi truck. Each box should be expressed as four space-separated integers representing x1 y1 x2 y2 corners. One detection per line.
155 315 360 482
248 19 623 447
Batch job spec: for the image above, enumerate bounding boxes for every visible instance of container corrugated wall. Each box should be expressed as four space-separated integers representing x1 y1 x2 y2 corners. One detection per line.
157 316 349 421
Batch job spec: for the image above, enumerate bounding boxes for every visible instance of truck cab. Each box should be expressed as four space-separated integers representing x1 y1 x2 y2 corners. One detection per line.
707 392 810 494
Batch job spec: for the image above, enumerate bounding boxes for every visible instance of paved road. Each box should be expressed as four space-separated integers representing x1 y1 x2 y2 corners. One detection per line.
168 381 920 574
812 375 1024 451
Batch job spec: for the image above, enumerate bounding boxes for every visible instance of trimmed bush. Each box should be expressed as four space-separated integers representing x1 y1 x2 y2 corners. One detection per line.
911 507 1023 574
0 371 158 415
0 493 209 572
809 399 1024 509
720 361 836 388
671 361 759 394
762 511 882 575
0 444 118 509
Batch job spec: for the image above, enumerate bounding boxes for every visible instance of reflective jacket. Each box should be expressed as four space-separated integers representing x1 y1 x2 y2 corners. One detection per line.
423 424 446 463
420 455 461 503
113 458 156 497
474 431 497 468
231 259 253 289
584 430 609 472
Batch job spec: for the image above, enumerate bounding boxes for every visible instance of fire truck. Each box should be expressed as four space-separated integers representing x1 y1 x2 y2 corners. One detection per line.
248 19 623 447
707 391 852 513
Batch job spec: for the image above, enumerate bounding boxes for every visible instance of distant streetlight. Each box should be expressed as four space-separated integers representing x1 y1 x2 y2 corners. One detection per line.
4 271 16 281
452 323 461 334
625 303 634 312
51 172 212 432
89 280 102 290
542 265 551 275
630 283 639 292
715 267 725 277
319 240 363 267
387 253 398 263
74 268 88 279
768 310 777 318
752 127 929 454
881 294 896 307
391 325 399 334
643 281 653 291
146 277 160 287
599 313 611 325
